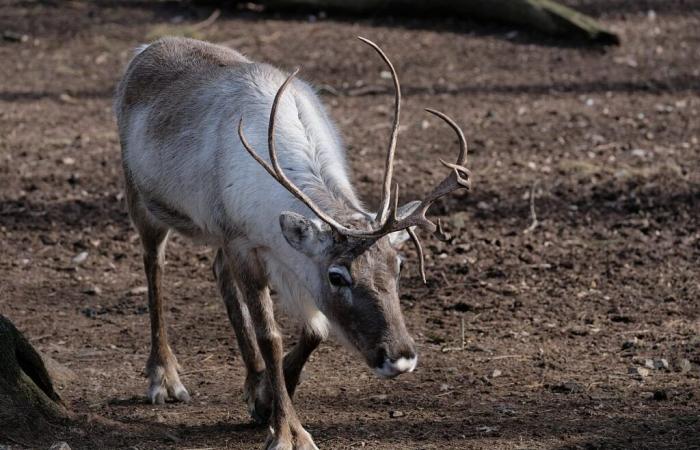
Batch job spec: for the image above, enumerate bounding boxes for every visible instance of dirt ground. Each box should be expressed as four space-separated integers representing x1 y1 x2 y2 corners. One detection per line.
1 1 699 449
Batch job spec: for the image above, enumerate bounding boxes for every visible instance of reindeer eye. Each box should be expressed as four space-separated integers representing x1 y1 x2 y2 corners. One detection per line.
328 266 352 287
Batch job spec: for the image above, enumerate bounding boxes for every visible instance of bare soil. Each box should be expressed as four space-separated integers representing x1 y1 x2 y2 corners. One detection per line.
1 1 699 449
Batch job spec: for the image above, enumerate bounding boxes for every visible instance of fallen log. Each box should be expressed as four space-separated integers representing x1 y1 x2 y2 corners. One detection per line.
253 0 620 44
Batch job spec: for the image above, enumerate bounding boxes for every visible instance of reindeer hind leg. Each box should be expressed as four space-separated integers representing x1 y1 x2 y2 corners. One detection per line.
126 180 190 404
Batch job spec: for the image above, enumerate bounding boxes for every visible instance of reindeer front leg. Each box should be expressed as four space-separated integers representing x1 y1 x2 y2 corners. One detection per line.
213 249 270 422
282 329 322 399
215 249 322 425
229 247 318 450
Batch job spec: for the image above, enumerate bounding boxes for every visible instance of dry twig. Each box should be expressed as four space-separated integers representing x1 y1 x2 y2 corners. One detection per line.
523 182 539 234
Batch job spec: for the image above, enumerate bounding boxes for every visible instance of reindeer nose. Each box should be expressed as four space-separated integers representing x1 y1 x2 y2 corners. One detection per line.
373 349 418 378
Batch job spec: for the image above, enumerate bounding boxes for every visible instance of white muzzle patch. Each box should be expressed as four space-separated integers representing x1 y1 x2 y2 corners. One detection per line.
374 355 418 378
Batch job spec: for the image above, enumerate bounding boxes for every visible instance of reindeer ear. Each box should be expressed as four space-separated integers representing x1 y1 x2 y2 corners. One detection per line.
279 211 330 256
388 201 421 249
388 229 410 248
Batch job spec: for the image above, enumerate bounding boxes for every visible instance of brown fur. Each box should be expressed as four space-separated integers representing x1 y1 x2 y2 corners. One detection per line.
115 37 249 115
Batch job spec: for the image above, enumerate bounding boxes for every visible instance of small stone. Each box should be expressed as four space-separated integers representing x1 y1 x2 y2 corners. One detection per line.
389 410 405 418
489 369 502 379
59 93 77 104
2 31 29 43
675 358 692 374
569 325 588 336
72 251 88 265
49 442 71 450
129 286 148 296
644 359 655 369
61 157 76 165
83 285 101 296
550 381 582 394
653 358 670 371
622 337 638 350
629 366 650 378
652 389 668 401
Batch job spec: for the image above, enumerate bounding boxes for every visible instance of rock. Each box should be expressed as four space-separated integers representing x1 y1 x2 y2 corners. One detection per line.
40 233 58 245
622 337 638 350
389 410 405 418
489 369 502 379
675 358 692 374
83 285 101 296
2 31 29 43
72 251 88 265
652 389 668 401
81 307 97 318
631 148 647 158
550 381 582 394
49 442 71 450
128 286 148 296
653 358 670 371
569 325 588 336
629 366 650 379
643 359 655 369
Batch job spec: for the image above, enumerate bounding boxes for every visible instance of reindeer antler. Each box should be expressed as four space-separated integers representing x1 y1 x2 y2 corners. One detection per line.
238 38 471 283
356 37 401 225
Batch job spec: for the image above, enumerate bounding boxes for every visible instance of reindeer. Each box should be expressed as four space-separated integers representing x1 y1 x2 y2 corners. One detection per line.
114 36 470 450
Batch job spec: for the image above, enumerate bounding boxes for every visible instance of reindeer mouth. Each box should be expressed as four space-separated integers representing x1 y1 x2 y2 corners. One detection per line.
373 355 418 378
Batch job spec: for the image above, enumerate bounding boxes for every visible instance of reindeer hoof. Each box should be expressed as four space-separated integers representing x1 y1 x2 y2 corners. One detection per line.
147 361 190 404
245 371 272 424
169 381 191 403
148 384 168 405
294 429 319 450
264 435 293 450
251 399 272 425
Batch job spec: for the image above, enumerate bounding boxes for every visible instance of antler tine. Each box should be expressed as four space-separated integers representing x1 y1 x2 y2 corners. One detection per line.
425 108 467 165
369 108 471 240
407 227 426 284
238 69 358 237
357 36 401 225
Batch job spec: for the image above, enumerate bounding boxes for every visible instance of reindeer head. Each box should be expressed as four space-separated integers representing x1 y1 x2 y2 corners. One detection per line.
238 37 471 378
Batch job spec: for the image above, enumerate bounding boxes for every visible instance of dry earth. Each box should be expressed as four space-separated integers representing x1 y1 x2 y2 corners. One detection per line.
1 1 699 449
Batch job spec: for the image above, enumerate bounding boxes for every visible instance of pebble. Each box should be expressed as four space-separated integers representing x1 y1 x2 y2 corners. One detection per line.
2 31 29 43
550 381 582 394
83 285 101 296
129 286 148 296
643 359 655 369
72 251 88 265
653 358 670 371
489 369 502 379
48 443 71 450
629 366 650 378
569 325 588 336
389 410 405 418
622 337 638 350
675 358 692 374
